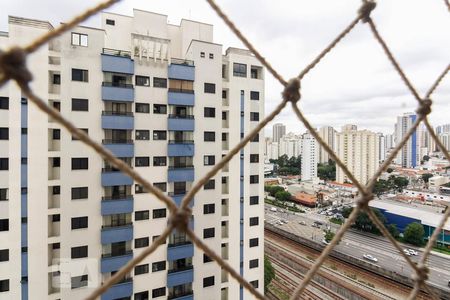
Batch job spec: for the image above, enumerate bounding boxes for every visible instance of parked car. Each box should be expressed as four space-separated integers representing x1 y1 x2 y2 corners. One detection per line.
298 221 306 226
322 239 330 245
363 254 378 262
403 249 411 256
407 249 418 256
270 207 277 212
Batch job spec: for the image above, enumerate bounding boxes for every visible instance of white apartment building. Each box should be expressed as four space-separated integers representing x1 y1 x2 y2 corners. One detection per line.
301 132 318 181
336 125 379 185
377 133 386 163
272 123 285 143
394 113 420 168
0 9 264 300
317 126 336 164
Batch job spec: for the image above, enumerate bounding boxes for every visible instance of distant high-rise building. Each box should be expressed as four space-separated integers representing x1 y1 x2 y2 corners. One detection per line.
341 124 357 132
318 126 337 163
436 124 450 134
395 113 420 168
336 126 379 184
272 123 286 143
377 133 386 163
301 132 318 181
384 133 395 150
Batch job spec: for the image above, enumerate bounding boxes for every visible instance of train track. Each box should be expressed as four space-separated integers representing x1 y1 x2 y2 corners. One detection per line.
265 228 431 300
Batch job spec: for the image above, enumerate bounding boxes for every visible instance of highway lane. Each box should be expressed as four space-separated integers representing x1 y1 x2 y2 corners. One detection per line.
265 204 450 291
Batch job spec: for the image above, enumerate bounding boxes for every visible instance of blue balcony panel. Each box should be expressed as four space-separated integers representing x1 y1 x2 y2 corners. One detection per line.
21 194 27 218
168 118 194 131
21 164 27 188
168 64 195 81
168 168 195 182
168 91 195 106
101 252 133 273
101 225 133 244
21 134 27 157
21 252 28 277
101 115 134 130
101 197 134 215
167 243 194 261
101 172 133 187
101 54 134 74
170 194 194 207
171 294 194 300
168 143 195 157
21 282 28 300
100 280 133 300
21 223 27 247
102 86 134 102
167 268 194 288
103 143 134 158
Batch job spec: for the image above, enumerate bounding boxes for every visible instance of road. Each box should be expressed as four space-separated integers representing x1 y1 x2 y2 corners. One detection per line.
265 204 450 292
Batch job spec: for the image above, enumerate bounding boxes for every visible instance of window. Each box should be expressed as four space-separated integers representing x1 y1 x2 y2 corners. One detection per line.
203 276 215 287
0 249 9 262
203 254 213 263
203 204 215 214
249 196 259 205
21 188 27 195
135 264 149 276
169 79 194 93
52 214 60 222
250 175 259 184
249 217 259 226
204 107 215 118
71 68 89 82
72 98 89 111
52 157 60 167
222 90 227 99
136 103 150 113
106 19 115 25
71 32 88 47
71 187 88 200
209 53 214 59
0 280 9 292
252 133 259 142
152 235 166 244
250 154 259 163
249 238 259 247
135 291 149 300
152 261 166 272
251 66 261 79
52 243 60 250
71 217 88 229
135 75 150 87
204 180 215 190
153 208 166 219
153 182 167 192
204 83 216 94
53 73 61 85
0 189 7 201
153 104 167 114
72 158 88 170
135 157 150 167
71 274 88 289
135 237 149 248
200 52 205 58
250 91 260 100
204 131 215 142
0 220 8 231
249 259 259 269
136 130 150 140
52 101 60 111
233 63 247 77
0 158 8 171
72 128 88 140
52 129 60 140
135 210 150 221
153 156 167 166
153 77 167 88
152 287 166 298
71 246 88 259
0 128 8 140
153 130 167 140
250 112 259 121
204 155 215 166
203 228 215 239
250 280 259 288
0 97 8 110
21 128 27 135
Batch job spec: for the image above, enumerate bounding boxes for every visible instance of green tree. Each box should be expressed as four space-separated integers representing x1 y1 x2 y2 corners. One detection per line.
387 224 400 238
353 208 387 235
317 160 336 181
404 222 425 246
387 168 394 173
423 155 430 162
324 230 336 243
393 176 409 192
264 256 275 292
341 206 353 218
265 185 284 197
421 173 433 183
275 191 291 202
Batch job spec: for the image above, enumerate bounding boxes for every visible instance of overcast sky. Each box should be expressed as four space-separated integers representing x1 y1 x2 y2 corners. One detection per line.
1 0 449 136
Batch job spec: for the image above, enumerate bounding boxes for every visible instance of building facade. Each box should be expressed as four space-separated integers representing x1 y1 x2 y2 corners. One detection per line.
272 123 285 143
301 132 318 181
317 126 336 164
0 10 264 300
394 113 420 168
336 125 379 185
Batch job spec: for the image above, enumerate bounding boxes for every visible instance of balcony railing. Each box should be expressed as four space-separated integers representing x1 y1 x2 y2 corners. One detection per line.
102 167 131 173
101 223 133 230
103 48 131 58
168 165 194 170
168 291 193 300
168 265 193 274
102 111 134 116
102 195 133 201
102 139 134 144
168 240 192 248
168 114 194 119
168 140 194 144
168 88 194 94
101 250 133 259
171 58 194 66
102 82 134 89
168 191 187 196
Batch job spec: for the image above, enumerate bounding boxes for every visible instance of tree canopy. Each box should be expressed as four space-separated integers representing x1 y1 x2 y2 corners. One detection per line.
421 173 433 183
404 222 425 246
264 256 275 291
317 160 336 181
269 154 301 175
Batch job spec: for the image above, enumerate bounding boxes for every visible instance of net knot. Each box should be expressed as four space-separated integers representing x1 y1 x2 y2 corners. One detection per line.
169 207 192 231
413 263 429 284
282 78 301 103
358 1 377 23
356 192 373 210
0 47 33 85
416 99 432 117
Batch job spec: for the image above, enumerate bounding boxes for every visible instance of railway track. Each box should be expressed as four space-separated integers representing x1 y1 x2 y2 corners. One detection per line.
265 228 431 300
